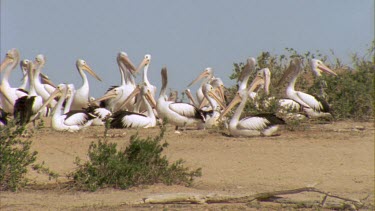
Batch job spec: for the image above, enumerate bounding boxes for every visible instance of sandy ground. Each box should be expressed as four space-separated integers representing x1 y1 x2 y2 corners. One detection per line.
1 119 374 210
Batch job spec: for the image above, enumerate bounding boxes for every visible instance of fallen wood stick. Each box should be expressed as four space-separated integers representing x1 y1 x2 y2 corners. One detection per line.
142 185 364 209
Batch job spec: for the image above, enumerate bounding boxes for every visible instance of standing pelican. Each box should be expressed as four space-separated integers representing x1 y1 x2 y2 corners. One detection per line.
70 59 102 110
109 84 156 128
220 77 285 137
36 84 96 132
33 54 57 109
102 52 137 112
136 54 157 100
278 58 337 118
157 67 206 131
0 48 28 113
13 60 47 125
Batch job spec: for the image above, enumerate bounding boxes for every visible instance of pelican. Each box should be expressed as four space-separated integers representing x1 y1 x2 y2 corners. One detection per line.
0 48 28 113
109 84 156 128
64 84 111 126
13 60 47 125
220 77 285 137
157 67 206 131
70 59 102 110
278 58 337 118
199 83 226 129
187 67 214 107
36 84 96 132
101 52 137 112
34 54 56 95
19 60 29 90
33 54 57 109
136 54 157 107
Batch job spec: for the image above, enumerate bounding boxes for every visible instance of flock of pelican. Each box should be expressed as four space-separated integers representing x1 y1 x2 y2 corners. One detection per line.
0 48 337 136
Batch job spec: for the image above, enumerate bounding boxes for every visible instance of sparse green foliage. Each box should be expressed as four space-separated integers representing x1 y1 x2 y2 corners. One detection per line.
71 124 202 191
227 42 374 122
0 121 37 191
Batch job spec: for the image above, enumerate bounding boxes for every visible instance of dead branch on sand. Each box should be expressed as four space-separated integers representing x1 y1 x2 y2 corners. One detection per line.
140 184 365 210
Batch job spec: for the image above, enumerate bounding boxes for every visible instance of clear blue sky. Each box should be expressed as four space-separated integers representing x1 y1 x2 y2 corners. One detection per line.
1 0 373 97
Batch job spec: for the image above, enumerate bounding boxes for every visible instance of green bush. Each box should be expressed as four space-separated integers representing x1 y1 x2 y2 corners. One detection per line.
71 123 202 191
227 42 374 121
0 122 37 191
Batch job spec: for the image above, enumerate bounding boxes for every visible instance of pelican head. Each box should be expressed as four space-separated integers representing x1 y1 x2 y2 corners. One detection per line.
136 54 152 73
257 68 271 95
76 59 102 81
209 77 226 105
117 51 137 74
311 59 337 77
201 83 226 109
238 57 256 83
34 54 46 67
1 48 20 72
188 67 214 87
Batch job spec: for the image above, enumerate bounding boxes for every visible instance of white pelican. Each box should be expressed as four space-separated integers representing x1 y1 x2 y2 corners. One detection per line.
136 54 157 107
19 60 29 90
109 84 156 128
102 52 137 112
36 84 96 132
199 83 226 129
0 48 28 113
34 54 56 95
13 60 47 125
157 67 206 131
70 59 102 110
220 77 285 137
64 84 111 126
278 58 337 118
187 67 214 107
33 54 57 110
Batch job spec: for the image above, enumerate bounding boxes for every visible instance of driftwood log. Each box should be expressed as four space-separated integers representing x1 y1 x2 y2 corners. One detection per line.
141 185 365 210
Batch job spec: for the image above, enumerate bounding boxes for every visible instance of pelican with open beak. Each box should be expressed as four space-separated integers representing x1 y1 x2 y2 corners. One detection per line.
70 59 102 110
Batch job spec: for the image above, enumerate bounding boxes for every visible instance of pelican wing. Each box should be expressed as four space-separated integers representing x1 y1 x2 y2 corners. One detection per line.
238 116 270 130
64 111 96 126
169 102 204 119
110 110 149 128
296 91 325 111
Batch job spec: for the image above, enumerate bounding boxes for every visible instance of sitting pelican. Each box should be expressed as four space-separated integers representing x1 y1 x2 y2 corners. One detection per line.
278 58 337 118
219 76 285 137
102 52 137 112
70 59 102 110
157 67 206 131
36 84 96 132
109 84 156 128
0 48 28 113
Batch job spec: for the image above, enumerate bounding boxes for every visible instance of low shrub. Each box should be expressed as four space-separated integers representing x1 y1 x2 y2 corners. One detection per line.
70 123 202 191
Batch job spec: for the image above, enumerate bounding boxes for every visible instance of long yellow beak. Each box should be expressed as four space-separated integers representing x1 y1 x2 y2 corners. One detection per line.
136 57 149 73
119 54 137 75
91 89 119 104
318 63 337 76
83 63 102 81
207 89 226 109
35 86 64 114
219 93 242 120
144 89 157 109
188 70 210 87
